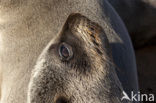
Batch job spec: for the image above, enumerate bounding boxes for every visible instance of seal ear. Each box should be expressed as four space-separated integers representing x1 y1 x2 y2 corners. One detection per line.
62 13 108 43
64 13 103 32
60 13 86 33
62 13 111 57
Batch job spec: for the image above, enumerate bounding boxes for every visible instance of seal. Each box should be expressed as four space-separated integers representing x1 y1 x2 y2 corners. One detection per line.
0 0 138 103
28 13 125 103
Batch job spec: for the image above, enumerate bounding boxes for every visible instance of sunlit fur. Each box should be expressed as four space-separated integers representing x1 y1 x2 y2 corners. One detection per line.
0 0 137 103
28 14 125 103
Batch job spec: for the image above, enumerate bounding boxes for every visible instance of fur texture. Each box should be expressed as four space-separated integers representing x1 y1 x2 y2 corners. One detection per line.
0 0 137 103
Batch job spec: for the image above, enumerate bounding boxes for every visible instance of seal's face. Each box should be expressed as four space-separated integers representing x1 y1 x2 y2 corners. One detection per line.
28 14 123 103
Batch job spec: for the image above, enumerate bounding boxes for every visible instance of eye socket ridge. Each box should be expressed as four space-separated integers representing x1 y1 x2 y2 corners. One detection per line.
58 42 73 61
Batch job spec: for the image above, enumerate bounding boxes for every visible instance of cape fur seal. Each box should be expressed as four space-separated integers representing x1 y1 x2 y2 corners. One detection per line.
0 0 138 103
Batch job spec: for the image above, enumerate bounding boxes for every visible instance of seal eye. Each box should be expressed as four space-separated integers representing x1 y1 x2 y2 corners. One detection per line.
59 42 73 60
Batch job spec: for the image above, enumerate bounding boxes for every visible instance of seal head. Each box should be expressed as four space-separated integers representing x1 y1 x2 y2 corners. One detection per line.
28 13 124 103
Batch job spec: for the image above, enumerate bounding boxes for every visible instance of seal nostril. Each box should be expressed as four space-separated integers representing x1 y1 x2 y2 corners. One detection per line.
55 96 68 103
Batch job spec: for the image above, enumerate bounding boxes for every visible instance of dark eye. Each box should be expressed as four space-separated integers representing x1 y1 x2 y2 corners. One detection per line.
59 42 73 60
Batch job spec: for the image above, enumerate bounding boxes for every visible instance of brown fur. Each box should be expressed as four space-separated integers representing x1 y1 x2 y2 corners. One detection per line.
28 13 124 103
0 0 137 103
